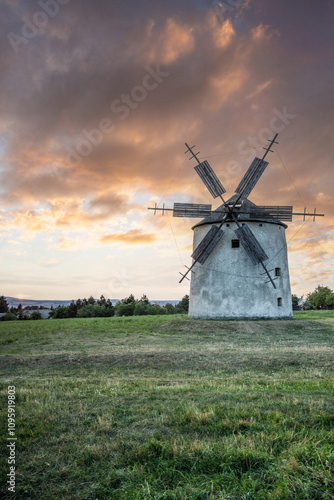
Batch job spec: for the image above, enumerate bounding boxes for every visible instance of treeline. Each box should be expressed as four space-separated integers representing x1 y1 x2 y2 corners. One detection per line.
0 297 45 321
0 294 189 321
50 295 115 319
292 285 334 310
50 294 189 319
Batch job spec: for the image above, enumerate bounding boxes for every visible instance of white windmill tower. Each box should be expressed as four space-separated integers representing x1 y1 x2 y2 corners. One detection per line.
150 133 324 319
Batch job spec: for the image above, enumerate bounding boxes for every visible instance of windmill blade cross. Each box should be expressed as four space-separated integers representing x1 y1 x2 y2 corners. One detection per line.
185 143 201 164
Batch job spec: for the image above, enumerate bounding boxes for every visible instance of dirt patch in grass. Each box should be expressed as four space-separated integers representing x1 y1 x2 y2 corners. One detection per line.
1 347 333 374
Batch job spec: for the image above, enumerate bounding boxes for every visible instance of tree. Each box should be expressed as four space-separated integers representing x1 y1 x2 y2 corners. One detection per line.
68 302 78 318
176 295 189 314
0 296 9 313
146 304 166 315
101 299 115 316
140 294 150 304
326 292 334 309
76 299 83 310
291 294 300 308
76 303 114 318
3 312 17 321
104 303 115 317
52 306 69 319
115 294 136 316
124 294 136 304
115 301 135 317
30 311 43 320
18 304 24 320
87 295 95 305
106 298 114 309
308 285 334 309
134 301 148 316
97 295 106 306
77 305 96 318
164 303 176 315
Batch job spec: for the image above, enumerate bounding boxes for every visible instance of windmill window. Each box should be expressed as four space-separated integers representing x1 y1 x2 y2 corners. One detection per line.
232 239 240 248
259 224 263 227
226 224 230 227
277 298 283 307
275 268 281 277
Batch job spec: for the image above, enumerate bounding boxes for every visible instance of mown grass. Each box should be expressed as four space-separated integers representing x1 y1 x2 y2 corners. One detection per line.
294 310 334 321
0 312 333 499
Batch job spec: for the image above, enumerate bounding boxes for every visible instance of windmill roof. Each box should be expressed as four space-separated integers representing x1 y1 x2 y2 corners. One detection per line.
193 194 288 229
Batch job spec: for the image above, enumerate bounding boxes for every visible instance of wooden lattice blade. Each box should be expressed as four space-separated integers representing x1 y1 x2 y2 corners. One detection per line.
194 160 226 199
234 224 268 265
173 203 212 218
248 206 293 221
235 157 269 199
192 226 225 265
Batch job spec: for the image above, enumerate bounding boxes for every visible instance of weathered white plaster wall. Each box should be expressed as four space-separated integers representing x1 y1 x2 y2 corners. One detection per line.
189 220 293 319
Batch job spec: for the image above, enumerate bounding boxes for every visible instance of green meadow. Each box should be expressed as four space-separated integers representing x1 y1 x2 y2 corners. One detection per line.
0 312 333 499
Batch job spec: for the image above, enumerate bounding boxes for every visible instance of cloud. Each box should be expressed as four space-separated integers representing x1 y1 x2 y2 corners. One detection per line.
88 192 135 214
100 229 157 245
209 17 235 48
252 24 277 40
245 79 273 100
146 18 195 64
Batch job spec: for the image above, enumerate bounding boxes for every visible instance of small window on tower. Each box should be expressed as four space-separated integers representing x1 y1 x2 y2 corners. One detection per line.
232 239 240 248
277 298 283 307
275 268 281 277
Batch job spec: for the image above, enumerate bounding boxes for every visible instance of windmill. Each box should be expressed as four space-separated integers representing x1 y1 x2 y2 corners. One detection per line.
149 133 324 319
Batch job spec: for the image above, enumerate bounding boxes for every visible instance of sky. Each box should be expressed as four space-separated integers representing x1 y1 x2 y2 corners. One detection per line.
0 0 333 301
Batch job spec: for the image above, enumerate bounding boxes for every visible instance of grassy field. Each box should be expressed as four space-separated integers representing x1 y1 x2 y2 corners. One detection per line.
0 312 333 499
